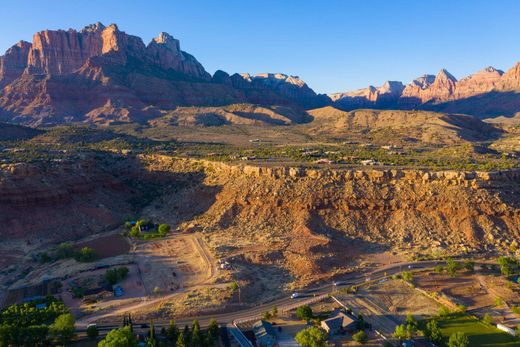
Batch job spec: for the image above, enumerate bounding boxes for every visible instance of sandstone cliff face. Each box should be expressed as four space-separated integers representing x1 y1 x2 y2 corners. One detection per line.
0 160 131 240
141 156 520 283
0 23 326 125
0 41 31 87
332 63 520 117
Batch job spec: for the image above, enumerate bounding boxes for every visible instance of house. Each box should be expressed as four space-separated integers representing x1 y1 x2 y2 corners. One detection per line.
252 320 278 347
320 309 357 335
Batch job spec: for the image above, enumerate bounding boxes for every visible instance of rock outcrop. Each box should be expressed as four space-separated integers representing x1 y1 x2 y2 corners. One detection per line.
332 64 520 117
0 23 327 125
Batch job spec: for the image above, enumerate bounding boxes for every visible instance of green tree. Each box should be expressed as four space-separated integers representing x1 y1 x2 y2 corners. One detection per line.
98 326 138 347
230 282 239 291
74 247 96 262
405 314 417 330
463 260 475 272
191 320 202 347
295 327 328 347
498 256 518 277
104 267 129 285
425 320 443 345
166 320 179 345
296 305 313 321
158 224 171 236
206 319 219 347
438 306 451 317
130 226 141 237
434 265 444 273
393 324 411 342
401 271 413 283
448 332 469 347
352 330 368 344
262 311 272 320
446 258 460 277
272 305 279 318
176 331 187 347
56 242 74 259
50 313 75 345
87 324 99 340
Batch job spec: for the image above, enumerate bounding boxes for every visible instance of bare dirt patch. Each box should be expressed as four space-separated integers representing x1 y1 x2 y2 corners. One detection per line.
75 234 130 259
360 279 440 319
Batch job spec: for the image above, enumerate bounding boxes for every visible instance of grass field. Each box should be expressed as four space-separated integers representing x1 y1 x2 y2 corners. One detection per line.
437 315 520 347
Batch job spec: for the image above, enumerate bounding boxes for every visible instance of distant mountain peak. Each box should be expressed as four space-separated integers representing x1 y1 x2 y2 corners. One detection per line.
436 68 457 82
81 22 106 33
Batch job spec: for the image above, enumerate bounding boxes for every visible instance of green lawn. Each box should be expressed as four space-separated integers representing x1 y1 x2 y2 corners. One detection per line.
437 315 520 347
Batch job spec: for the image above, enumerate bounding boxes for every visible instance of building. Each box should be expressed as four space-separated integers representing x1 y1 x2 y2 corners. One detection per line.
320 309 357 335
252 320 278 347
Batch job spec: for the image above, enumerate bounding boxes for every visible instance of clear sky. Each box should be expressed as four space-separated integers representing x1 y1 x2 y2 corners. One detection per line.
1 0 520 94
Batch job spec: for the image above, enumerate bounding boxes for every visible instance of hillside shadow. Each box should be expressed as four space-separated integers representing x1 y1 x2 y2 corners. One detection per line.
421 91 520 119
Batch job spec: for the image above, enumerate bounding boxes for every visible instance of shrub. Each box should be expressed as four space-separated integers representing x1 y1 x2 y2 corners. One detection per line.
105 267 129 285
74 247 96 262
158 224 171 236
352 330 368 344
296 305 313 321
498 256 518 277
446 258 461 277
401 271 413 283
483 313 494 324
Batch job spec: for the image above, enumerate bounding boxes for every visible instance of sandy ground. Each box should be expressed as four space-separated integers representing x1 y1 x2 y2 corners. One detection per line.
134 232 218 295
414 270 520 328
76 231 225 325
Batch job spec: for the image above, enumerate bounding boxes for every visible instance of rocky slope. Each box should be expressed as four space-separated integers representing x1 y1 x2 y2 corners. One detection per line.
141 156 520 284
0 23 327 126
306 107 501 144
333 65 520 118
0 159 131 240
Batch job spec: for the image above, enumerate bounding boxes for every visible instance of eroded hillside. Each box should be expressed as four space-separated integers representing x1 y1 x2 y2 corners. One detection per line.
140 156 520 287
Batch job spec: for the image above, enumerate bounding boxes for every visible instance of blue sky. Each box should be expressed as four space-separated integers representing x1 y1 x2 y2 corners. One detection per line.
1 0 520 94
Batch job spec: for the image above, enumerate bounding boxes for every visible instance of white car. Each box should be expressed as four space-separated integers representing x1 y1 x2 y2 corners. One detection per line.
290 293 300 299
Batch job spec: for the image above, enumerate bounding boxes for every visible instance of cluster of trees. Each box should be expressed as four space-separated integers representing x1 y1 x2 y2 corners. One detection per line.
98 318 220 347
393 314 418 342
104 267 130 286
0 297 75 346
39 242 97 263
126 220 171 240
393 313 471 347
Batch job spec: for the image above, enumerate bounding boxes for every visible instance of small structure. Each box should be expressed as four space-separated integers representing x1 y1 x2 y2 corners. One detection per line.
320 309 357 335
497 323 517 336
252 320 278 347
113 285 124 297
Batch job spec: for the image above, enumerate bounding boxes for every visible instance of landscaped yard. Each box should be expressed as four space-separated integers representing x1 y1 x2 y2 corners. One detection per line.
437 315 520 347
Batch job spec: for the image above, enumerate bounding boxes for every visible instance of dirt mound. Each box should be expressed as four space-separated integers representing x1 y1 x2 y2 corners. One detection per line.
306 107 501 144
149 104 310 127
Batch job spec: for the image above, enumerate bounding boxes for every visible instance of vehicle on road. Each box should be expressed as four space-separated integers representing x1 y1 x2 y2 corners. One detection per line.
290 293 300 299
